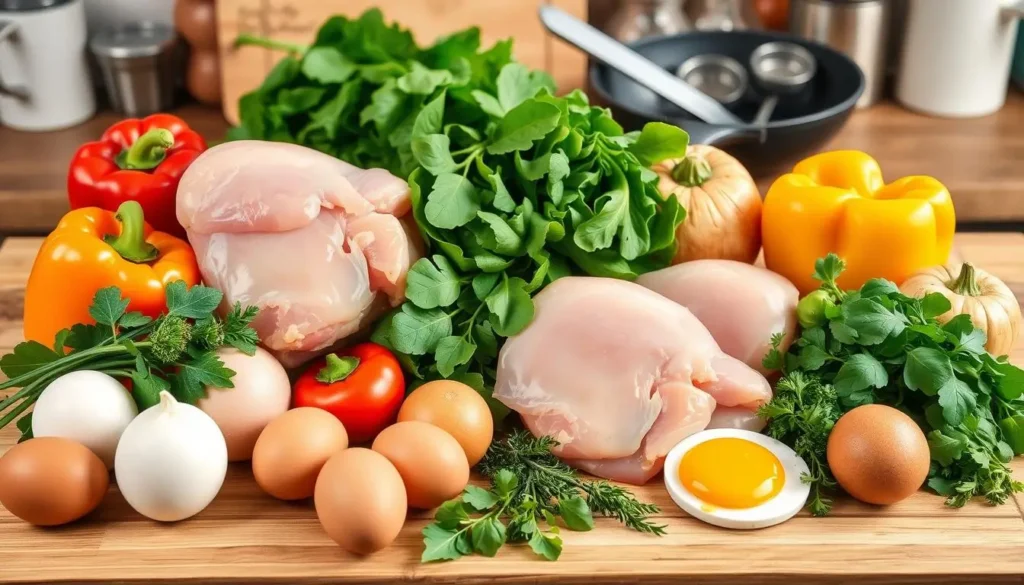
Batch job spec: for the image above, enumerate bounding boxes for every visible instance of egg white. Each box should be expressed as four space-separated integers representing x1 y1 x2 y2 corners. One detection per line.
663 428 810 530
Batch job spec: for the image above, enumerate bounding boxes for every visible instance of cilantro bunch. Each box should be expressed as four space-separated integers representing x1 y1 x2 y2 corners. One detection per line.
0 282 259 441
761 255 1024 513
422 431 665 562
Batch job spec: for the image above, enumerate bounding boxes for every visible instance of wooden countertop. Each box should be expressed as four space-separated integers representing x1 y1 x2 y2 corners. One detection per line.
2 234 1024 584
2 92 1024 234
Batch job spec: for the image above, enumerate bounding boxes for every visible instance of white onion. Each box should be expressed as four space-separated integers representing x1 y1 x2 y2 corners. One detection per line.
114 391 227 522
32 370 138 469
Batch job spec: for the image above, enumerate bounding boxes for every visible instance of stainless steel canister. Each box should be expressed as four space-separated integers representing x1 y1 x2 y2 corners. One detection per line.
790 0 889 107
89 22 177 116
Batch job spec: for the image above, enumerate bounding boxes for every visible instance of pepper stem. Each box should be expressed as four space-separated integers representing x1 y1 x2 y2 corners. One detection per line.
670 154 714 187
950 263 982 296
103 201 159 264
117 128 174 171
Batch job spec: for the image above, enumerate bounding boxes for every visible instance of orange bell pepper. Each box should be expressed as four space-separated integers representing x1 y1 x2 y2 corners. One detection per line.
23 201 200 346
762 151 956 295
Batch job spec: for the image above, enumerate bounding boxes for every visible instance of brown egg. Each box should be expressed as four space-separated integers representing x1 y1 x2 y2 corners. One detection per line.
372 421 469 509
827 404 930 506
314 448 407 555
174 0 218 48
0 437 108 526
397 380 493 466
198 347 291 462
252 408 348 500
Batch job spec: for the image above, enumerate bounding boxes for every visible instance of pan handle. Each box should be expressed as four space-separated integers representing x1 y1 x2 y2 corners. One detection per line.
683 123 761 147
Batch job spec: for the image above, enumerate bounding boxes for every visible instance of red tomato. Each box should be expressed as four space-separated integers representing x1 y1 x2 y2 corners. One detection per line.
292 343 406 444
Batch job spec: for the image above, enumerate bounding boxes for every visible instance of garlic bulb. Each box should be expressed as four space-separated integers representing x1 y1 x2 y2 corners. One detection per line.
114 391 228 522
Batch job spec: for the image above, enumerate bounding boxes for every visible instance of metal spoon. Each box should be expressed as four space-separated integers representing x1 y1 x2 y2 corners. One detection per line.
539 5 744 126
749 41 817 127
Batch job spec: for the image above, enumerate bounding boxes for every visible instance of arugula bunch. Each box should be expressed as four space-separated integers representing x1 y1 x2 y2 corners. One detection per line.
0 282 259 441
230 9 518 178
422 431 665 562
760 255 1024 513
371 94 688 408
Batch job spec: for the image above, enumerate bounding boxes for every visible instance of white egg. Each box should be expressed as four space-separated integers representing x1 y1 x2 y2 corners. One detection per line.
663 428 809 530
32 370 138 469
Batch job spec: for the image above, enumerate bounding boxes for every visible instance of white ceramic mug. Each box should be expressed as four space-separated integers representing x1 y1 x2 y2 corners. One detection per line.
0 0 96 131
896 0 1024 118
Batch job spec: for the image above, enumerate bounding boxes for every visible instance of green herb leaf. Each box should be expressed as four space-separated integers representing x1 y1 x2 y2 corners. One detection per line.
412 134 458 175
999 415 1024 455
472 90 506 118
475 211 523 255
118 312 152 329
626 122 689 166
413 90 446 138
435 336 476 377
812 254 846 286
421 523 471 562
928 429 966 466
485 276 535 337
397 62 453 94
833 353 887 403
921 292 953 319
223 303 260 356
15 412 32 443
425 173 481 229
843 298 906 345
904 347 954 396
0 341 60 379
937 376 976 426
165 281 223 320
558 496 595 531
527 531 562 561
994 362 1024 400
129 372 170 410
497 62 554 112
435 499 471 528
486 99 561 154
169 351 236 404
406 256 462 309
89 286 130 327
471 516 507 557
462 485 500 511
494 469 518 498
390 305 452 355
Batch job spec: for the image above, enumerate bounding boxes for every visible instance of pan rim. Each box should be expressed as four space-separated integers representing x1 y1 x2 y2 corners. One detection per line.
587 30 866 131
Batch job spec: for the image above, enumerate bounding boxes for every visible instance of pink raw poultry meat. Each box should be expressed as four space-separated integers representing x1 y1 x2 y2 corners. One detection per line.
177 141 419 367
493 277 772 485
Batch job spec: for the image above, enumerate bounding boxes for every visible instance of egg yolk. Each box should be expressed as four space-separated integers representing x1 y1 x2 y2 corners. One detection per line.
678 438 785 509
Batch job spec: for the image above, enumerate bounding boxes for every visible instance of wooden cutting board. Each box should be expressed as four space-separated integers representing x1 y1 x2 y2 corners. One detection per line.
215 0 588 125
2 233 1024 584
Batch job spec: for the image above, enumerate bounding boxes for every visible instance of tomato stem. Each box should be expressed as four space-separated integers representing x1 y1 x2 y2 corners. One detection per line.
316 354 361 384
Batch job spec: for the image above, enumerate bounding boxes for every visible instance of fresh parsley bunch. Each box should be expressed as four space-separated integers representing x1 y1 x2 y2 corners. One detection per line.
0 282 259 441
761 254 1024 513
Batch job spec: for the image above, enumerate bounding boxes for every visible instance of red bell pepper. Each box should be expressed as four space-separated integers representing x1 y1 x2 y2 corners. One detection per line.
67 114 207 239
293 343 406 444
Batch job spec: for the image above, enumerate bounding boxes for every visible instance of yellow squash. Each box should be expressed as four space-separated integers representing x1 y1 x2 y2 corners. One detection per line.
762 151 955 295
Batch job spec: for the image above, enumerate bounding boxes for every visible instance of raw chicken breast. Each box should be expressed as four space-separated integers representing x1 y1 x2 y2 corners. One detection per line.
177 141 418 367
494 277 772 484
637 259 799 375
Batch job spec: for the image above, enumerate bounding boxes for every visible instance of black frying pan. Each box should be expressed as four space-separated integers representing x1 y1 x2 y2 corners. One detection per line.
588 31 866 178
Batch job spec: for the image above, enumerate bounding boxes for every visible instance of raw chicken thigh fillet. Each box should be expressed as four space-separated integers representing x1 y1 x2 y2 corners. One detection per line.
177 141 418 367
494 277 772 485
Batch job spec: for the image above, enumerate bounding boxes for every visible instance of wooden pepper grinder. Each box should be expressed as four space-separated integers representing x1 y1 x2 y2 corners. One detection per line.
174 0 222 106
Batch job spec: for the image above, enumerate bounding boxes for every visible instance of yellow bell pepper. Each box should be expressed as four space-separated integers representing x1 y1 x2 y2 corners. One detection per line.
762 151 955 295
